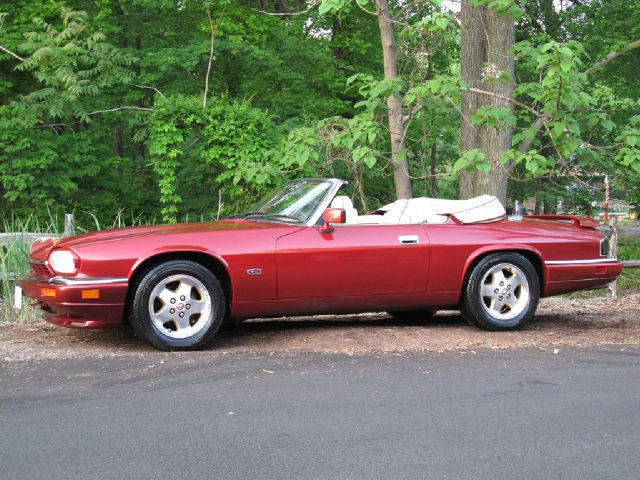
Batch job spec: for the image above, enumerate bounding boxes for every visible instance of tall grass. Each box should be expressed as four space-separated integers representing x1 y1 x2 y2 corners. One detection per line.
617 237 640 295
0 212 61 323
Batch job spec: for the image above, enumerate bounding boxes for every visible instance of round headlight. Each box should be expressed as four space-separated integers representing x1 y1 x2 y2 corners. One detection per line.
49 249 79 275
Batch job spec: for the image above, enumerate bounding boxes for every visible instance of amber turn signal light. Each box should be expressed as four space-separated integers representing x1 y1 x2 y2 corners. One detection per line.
81 289 100 299
41 288 56 297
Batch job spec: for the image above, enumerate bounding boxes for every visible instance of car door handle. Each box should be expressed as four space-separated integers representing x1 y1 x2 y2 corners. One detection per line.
398 235 419 245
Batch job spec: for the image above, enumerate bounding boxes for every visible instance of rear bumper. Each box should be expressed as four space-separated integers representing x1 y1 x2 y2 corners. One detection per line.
18 275 129 328
543 259 623 296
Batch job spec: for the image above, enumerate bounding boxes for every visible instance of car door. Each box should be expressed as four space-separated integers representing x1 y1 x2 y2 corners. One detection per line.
276 224 430 299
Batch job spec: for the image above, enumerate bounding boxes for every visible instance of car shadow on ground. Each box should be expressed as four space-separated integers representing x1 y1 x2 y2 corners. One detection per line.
211 312 461 342
4 298 638 357
227 311 466 332
5 312 468 354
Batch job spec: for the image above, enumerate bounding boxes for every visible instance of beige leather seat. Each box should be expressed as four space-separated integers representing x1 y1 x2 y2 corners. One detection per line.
330 196 359 224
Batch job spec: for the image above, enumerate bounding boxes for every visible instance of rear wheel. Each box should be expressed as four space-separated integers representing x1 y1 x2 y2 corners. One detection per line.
130 260 225 351
461 253 539 331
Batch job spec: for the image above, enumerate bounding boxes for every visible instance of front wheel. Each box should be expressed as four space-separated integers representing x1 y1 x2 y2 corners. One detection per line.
130 260 226 351
461 253 539 331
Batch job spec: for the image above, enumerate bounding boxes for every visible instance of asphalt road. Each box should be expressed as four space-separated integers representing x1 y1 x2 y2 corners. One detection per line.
1 347 639 480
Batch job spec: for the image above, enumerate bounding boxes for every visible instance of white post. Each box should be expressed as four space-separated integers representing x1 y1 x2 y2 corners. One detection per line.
63 214 76 237
608 216 618 299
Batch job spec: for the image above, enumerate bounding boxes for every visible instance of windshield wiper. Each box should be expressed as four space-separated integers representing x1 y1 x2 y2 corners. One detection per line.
237 212 302 224
235 211 265 218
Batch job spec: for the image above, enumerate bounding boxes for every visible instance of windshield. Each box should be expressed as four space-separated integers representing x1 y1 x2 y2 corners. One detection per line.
239 179 334 224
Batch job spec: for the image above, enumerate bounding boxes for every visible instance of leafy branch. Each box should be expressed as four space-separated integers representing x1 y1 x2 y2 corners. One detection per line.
0 44 25 62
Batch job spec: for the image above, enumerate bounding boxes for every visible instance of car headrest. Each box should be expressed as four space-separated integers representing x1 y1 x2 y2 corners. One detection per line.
331 196 354 210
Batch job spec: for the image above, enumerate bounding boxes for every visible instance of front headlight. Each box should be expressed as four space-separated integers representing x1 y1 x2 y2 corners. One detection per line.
49 249 80 275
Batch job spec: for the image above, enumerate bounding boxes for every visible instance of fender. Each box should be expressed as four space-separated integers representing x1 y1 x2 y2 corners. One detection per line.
460 243 546 289
128 246 234 296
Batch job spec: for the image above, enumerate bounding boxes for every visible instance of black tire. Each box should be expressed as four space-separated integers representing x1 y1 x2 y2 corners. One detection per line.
130 260 226 351
461 252 539 331
387 308 438 320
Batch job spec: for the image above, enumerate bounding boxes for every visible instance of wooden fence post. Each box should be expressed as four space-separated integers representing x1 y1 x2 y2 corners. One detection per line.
63 214 75 237
608 216 618 299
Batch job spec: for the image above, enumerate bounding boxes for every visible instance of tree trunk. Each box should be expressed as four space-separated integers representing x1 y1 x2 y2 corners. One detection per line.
114 4 127 159
458 1 515 206
476 8 515 205
330 16 344 61
133 34 145 161
376 0 412 199
430 141 437 197
534 178 543 214
113 126 124 157
458 0 485 199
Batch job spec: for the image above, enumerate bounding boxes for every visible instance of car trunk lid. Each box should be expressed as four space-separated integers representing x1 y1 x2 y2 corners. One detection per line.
524 214 601 228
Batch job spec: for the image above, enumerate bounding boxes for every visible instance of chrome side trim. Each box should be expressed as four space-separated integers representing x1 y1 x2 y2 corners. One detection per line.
26 275 128 286
545 258 618 265
29 258 48 265
24 275 52 282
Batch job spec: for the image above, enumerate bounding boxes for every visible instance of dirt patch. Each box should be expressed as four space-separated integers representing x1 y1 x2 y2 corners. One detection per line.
1 294 639 361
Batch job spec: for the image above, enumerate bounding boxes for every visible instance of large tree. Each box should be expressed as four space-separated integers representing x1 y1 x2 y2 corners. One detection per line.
458 0 515 204
375 0 412 198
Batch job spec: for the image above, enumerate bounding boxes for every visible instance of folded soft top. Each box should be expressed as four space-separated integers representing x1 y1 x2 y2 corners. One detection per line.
372 195 506 224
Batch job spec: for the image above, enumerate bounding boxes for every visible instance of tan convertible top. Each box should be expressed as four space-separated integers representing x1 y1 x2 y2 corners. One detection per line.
359 195 506 225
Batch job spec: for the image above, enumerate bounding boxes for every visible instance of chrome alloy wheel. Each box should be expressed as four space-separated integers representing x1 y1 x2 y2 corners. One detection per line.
479 263 530 321
147 274 212 339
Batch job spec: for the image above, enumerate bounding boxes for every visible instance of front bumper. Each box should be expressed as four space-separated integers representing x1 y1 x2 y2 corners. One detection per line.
18 275 129 328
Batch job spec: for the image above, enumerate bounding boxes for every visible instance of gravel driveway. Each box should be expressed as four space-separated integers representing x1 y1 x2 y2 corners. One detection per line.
1 294 638 361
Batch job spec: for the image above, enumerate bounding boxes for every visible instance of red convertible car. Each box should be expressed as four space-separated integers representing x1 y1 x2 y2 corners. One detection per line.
19 178 622 350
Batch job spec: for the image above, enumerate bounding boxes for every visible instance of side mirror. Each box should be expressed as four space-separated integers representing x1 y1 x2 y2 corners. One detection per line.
321 208 346 233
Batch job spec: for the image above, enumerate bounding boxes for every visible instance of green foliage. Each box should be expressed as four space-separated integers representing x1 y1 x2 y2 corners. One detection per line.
501 150 555 175
0 0 639 232
454 149 488 173
615 115 640 173
0 0 369 223
618 239 640 298
15 8 135 120
411 11 456 39
471 107 517 130
319 0 349 15
281 127 321 168
468 38 640 178
147 94 280 222
472 0 523 18
0 102 149 218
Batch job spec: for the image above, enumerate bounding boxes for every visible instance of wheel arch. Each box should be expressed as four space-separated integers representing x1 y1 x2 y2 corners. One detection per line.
125 250 233 320
461 245 545 292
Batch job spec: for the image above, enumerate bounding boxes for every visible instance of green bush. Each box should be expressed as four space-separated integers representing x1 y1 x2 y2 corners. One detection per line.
147 94 283 222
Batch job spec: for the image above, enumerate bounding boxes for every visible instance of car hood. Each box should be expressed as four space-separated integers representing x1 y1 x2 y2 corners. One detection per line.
29 219 299 258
